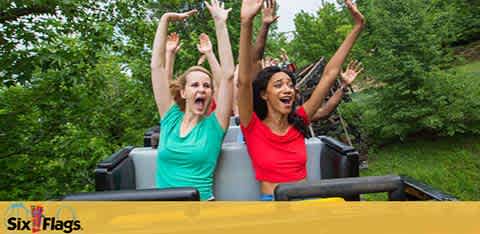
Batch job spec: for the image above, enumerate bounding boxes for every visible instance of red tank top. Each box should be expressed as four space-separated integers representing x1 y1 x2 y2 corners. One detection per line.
240 107 309 182
208 98 217 115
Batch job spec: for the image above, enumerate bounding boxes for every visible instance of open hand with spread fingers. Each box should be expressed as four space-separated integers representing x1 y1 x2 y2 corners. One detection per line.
345 0 365 27
197 33 213 54
340 60 364 86
263 0 279 25
166 32 181 54
205 0 232 22
241 0 263 21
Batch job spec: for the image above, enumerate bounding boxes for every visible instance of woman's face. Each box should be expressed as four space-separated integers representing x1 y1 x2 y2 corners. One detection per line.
181 71 213 116
262 72 295 116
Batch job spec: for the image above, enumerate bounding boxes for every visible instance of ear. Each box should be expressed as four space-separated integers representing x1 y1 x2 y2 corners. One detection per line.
261 90 267 101
180 89 186 99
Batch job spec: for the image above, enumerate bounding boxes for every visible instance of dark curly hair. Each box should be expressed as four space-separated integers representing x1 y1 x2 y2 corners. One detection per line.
252 66 308 137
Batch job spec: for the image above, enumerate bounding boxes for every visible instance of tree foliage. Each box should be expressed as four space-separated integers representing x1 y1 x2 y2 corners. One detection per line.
0 0 242 200
287 0 480 143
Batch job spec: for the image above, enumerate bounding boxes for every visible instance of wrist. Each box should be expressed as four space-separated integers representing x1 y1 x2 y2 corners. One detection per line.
241 17 254 24
162 13 174 21
203 51 214 59
340 84 348 92
353 23 364 30
214 19 227 25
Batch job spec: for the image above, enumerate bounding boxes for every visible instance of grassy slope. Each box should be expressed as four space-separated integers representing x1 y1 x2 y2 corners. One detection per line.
456 60 480 75
361 135 480 200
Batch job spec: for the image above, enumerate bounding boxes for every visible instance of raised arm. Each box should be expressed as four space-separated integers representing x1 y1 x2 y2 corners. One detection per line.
151 10 197 117
302 0 365 119
253 0 279 63
197 54 207 66
165 32 181 82
238 0 264 127
312 60 363 121
206 0 235 74
197 33 222 96
312 87 346 121
205 0 235 130
233 65 240 117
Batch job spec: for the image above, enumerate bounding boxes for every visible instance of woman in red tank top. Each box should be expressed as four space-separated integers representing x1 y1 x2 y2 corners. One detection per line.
237 0 365 199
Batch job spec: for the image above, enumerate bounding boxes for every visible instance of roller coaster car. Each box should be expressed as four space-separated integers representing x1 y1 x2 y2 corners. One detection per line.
62 120 457 201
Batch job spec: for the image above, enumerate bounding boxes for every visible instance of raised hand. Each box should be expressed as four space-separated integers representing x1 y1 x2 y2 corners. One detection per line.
345 0 365 27
197 33 213 54
263 0 279 25
166 32 181 53
340 60 363 86
197 54 207 65
205 0 232 22
167 9 198 22
241 0 263 21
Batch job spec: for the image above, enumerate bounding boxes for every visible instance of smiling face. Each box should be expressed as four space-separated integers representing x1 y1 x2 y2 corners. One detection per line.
181 71 213 116
261 72 296 116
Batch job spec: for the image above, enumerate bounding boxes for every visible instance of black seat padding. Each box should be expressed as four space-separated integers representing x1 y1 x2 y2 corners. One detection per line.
95 146 136 191
319 136 359 179
61 188 199 201
274 175 405 201
274 175 458 201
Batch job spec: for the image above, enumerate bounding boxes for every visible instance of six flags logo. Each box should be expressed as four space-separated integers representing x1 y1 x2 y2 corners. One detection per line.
4 203 82 233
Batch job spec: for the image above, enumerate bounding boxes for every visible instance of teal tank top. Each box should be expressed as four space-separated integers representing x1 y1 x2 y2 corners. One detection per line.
156 104 225 200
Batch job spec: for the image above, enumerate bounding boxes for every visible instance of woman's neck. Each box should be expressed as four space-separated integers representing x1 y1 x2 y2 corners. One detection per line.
263 109 290 135
180 108 203 137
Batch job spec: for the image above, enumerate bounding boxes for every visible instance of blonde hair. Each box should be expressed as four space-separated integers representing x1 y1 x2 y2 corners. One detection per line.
169 66 213 112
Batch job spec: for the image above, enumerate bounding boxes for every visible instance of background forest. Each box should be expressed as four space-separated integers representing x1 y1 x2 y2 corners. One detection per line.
1 0 479 200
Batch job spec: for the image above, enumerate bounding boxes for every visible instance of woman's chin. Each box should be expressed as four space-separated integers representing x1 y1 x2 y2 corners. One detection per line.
280 106 293 115
192 108 207 116
273 108 292 116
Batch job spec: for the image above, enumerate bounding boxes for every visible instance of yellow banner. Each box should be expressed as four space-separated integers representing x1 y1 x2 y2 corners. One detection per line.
1 202 479 234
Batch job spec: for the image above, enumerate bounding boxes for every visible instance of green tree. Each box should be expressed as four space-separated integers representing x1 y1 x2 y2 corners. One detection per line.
0 0 243 200
285 0 480 143
290 3 353 68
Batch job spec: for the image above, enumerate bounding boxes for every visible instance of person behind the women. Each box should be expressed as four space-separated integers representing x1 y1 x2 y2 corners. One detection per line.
237 0 365 200
311 60 364 121
151 0 234 201
279 48 297 73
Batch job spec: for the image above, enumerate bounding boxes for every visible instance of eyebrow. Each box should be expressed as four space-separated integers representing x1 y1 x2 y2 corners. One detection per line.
190 81 210 84
273 79 292 83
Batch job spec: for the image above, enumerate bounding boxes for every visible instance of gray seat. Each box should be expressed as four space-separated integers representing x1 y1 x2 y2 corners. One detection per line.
223 126 242 143
129 147 158 190
213 137 324 200
229 116 238 126
95 127 359 201
213 142 258 200
128 138 325 200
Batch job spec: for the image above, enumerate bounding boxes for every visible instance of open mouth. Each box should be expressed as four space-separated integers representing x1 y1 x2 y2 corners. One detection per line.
279 96 293 105
194 97 206 110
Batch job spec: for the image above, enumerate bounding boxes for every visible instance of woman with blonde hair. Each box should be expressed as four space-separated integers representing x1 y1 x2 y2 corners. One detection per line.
150 0 234 201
